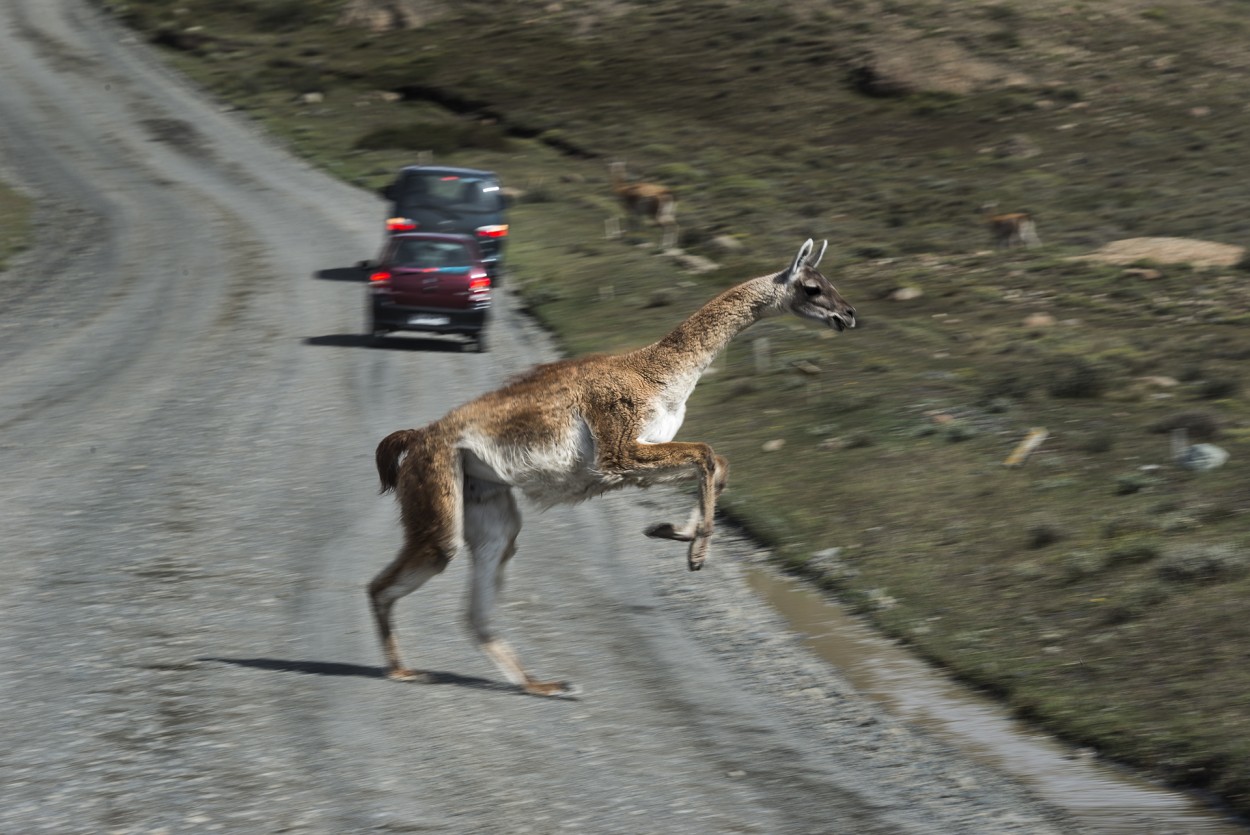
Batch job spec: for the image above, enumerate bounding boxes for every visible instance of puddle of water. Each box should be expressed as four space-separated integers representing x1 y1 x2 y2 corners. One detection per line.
747 568 1247 835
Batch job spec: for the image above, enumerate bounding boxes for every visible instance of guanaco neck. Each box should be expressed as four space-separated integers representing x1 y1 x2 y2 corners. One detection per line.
634 274 783 380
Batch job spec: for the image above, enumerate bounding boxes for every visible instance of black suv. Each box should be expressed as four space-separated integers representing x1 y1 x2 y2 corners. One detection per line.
379 166 508 279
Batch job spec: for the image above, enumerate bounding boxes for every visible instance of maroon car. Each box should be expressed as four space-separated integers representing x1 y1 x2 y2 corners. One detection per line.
365 232 492 352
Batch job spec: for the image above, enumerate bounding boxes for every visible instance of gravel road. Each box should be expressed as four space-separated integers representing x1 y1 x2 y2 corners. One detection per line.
0 2 1081 832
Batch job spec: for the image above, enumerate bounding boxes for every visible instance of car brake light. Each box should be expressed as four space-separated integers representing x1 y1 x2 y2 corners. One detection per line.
476 224 509 238
469 277 491 292
386 217 418 232
369 271 392 283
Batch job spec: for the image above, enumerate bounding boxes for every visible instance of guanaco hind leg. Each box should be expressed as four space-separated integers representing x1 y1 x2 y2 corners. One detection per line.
463 478 577 697
368 545 450 681
368 435 462 682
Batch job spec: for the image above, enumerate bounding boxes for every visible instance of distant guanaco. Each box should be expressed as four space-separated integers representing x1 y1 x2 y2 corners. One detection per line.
607 160 679 249
982 203 1040 248
367 239 856 697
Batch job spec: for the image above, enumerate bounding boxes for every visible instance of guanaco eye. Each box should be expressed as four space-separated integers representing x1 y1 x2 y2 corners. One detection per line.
802 283 821 297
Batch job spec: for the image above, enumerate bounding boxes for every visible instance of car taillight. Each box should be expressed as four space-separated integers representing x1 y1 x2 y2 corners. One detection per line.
369 271 392 283
468 276 491 292
475 224 509 238
386 217 418 232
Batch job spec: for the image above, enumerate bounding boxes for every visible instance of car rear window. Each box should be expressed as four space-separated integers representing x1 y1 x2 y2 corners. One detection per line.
391 239 473 269
398 173 503 214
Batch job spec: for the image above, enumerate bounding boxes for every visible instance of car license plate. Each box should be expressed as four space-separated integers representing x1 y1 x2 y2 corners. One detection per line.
408 314 450 327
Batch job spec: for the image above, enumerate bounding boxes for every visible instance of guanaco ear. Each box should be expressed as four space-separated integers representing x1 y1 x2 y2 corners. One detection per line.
781 239 814 282
807 240 828 269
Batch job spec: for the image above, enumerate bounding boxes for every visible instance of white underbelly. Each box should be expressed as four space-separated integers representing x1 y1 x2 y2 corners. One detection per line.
638 402 686 444
460 418 616 507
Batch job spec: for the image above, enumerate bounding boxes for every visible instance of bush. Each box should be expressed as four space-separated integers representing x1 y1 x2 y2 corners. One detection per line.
1059 550 1106 583
1157 544 1249 583
1026 522 1065 548
981 371 1032 401
1047 357 1108 399
1149 410 1221 441
1106 540 1161 567
353 122 511 154
1102 580 1170 624
255 0 321 31
1198 377 1240 400
1115 473 1154 495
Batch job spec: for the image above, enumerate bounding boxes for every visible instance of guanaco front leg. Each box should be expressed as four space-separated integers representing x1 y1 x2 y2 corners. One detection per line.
609 441 724 570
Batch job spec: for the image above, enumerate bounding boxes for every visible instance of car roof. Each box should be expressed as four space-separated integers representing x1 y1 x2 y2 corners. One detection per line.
398 165 498 179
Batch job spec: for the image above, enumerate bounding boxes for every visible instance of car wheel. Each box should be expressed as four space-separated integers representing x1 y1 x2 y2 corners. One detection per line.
471 332 487 353
365 300 385 346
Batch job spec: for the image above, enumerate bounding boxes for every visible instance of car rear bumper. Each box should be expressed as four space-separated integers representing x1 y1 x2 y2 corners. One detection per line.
370 298 489 335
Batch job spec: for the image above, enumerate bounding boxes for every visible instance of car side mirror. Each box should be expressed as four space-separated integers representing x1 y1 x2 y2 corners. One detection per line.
358 259 376 270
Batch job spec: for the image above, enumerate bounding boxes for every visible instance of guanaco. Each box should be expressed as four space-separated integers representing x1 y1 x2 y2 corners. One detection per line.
368 239 856 696
982 203 1040 248
606 160 679 249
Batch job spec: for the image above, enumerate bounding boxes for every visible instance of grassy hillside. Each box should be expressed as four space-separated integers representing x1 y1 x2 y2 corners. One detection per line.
98 0 1250 817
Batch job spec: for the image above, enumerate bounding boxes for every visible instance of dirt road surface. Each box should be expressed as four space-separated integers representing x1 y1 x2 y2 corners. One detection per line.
0 2 1078 832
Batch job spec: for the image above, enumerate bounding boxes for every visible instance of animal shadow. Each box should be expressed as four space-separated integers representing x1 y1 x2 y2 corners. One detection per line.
302 334 468 353
200 657 513 693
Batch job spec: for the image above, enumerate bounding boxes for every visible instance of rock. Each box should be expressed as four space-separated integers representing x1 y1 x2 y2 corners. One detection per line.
670 251 719 273
847 39 1028 97
1121 267 1163 280
1075 238 1245 268
762 439 786 452
299 92 324 105
1137 376 1179 388
336 0 444 31
1178 443 1229 472
890 286 923 301
709 235 744 253
1022 313 1056 328
994 134 1042 160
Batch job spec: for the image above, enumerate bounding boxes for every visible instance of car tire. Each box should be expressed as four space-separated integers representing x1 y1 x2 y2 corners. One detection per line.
365 299 385 346
471 332 487 353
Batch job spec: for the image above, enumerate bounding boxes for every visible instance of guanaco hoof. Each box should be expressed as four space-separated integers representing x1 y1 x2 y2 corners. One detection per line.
523 680 581 699
644 522 693 542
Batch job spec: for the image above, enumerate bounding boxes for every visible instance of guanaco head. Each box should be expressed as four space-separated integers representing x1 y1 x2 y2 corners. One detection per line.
778 239 856 332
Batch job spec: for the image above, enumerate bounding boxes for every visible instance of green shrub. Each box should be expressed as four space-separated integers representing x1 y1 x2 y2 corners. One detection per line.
255 0 321 31
1047 357 1108 399
1197 377 1240 400
1157 544 1250 583
1102 580 1170 624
